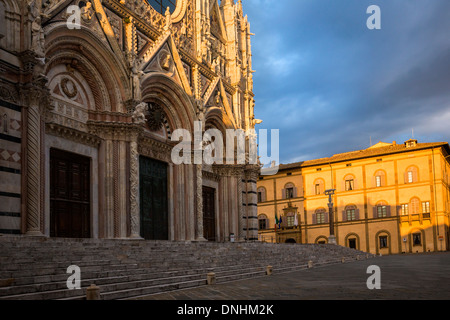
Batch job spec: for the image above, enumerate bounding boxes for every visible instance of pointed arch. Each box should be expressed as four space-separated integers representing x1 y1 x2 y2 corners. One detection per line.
44 23 130 112
141 74 196 133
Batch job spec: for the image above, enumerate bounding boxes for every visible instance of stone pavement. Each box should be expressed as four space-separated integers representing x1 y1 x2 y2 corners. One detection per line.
133 252 450 300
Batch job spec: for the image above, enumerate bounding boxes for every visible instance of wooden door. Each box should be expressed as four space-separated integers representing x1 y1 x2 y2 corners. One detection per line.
50 149 90 238
139 156 168 240
202 186 216 241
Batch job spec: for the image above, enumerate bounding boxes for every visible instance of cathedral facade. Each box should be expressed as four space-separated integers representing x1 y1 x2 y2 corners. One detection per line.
0 0 260 241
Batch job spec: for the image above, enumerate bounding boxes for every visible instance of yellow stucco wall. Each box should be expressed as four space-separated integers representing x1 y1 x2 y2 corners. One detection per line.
257 142 450 254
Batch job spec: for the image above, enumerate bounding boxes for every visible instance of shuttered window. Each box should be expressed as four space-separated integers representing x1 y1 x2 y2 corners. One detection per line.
410 198 420 214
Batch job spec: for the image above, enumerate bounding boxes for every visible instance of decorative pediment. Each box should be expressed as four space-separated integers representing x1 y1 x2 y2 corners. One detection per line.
209 0 227 43
203 77 236 128
139 33 192 96
44 0 126 69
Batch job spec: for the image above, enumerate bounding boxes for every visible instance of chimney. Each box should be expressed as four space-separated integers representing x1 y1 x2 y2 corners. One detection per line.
392 141 397 146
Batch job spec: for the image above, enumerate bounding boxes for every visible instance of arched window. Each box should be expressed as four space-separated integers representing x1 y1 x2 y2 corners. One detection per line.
374 170 386 187
148 0 177 14
313 178 325 195
344 174 356 191
410 197 420 215
257 187 266 203
285 212 296 227
313 208 328 224
282 183 297 199
373 201 390 218
405 166 419 183
343 204 359 221
258 214 268 230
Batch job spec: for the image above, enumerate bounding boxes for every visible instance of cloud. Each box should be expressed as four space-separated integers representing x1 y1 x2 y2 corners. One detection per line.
244 0 450 163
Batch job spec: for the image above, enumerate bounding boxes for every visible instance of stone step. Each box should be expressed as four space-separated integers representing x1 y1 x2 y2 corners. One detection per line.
0 236 375 300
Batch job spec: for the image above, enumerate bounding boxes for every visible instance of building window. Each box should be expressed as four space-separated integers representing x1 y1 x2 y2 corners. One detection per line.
422 201 430 213
147 0 177 14
413 233 422 246
314 179 324 195
257 187 266 203
348 238 357 249
346 208 355 221
405 166 418 183
377 205 387 218
286 187 294 199
286 213 295 227
410 198 420 215
345 179 354 191
407 171 413 183
375 175 381 187
374 170 386 187
258 214 268 230
379 236 388 248
314 208 327 224
315 184 321 195
401 204 409 215
316 211 325 224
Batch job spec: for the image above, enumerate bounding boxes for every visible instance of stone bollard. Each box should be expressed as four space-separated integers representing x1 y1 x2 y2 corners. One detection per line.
86 284 101 300
307 260 313 268
266 265 273 276
207 272 216 285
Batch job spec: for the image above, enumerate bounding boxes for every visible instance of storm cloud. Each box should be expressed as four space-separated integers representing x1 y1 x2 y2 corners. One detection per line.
243 0 450 164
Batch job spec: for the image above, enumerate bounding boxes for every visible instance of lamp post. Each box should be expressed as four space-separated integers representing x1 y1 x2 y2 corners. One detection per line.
325 189 336 244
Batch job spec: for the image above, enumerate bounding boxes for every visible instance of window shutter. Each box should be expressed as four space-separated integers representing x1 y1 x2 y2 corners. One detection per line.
404 171 408 183
312 213 316 224
382 174 386 186
342 210 347 221
373 207 377 219
354 179 358 190
355 209 360 220
386 205 391 217
262 189 266 202
413 169 418 182
282 188 286 199
293 187 297 198
324 211 329 223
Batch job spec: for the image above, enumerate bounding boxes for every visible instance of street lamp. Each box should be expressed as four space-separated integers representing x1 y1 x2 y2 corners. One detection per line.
325 189 336 245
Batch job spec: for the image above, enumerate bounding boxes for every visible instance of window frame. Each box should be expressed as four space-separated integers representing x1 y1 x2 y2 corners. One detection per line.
375 175 382 187
377 205 387 218
147 0 177 15
379 235 388 248
258 214 268 230
413 233 422 246
345 179 354 191
401 204 409 215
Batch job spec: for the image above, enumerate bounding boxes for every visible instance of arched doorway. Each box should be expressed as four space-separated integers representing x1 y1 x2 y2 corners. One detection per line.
285 238 296 244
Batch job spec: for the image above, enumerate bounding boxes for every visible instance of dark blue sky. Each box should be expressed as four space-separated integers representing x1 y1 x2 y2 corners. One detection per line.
242 0 450 164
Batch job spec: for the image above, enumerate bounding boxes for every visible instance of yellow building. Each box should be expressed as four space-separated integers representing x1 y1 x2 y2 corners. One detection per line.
257 139 450 254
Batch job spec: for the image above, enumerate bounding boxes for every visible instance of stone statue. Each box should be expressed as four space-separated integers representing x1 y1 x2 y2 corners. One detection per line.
131 66 144 100
132 102 148 125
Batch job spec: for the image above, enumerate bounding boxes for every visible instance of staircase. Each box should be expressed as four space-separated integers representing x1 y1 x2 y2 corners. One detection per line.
0 235 375 300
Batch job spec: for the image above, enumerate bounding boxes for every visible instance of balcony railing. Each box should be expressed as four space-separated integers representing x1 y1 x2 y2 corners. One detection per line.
400 212 431 225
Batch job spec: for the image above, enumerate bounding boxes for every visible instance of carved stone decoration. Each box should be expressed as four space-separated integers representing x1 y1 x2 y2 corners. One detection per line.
132 102 148 125
160 53 171 71
129 139 141 238
81 1 94 23
60 78 78 99
146 103 165 131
